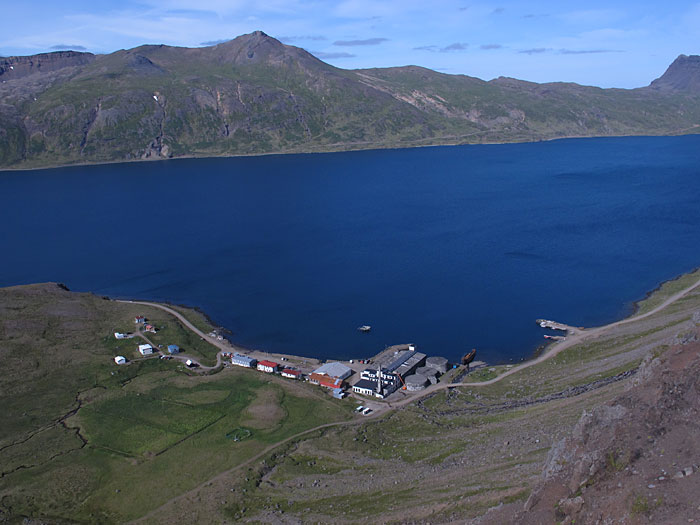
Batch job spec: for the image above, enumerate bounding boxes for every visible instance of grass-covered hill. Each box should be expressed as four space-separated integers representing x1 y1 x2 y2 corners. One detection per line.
0 31 699 169
3 271 700 522
0 283 354 522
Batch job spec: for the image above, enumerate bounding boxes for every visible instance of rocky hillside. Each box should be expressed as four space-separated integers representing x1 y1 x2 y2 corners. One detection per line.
0 51 95 80
650 54 700 92
0 31 699 169
492 329 700 524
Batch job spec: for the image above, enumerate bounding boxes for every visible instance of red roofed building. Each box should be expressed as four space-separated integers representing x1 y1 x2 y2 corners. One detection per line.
309 372 344 389
257 360 279 373
281 368 301 379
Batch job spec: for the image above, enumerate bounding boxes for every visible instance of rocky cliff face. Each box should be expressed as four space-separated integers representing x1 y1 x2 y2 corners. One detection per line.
650 54 700 92
0 51 95 81
503 330 700 524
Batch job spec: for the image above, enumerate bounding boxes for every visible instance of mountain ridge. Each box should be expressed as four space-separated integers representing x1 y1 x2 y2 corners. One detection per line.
0 31 699 169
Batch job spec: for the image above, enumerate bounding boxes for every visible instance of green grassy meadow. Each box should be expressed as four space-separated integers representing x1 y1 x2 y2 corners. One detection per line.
0 284 352 523
3 268 700 523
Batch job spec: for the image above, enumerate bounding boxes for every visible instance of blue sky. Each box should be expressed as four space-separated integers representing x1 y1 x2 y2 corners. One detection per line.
2 1 699 88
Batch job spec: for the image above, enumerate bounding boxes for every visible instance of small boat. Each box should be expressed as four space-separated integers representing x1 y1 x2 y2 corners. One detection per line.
461 348 477 368
357 325 371 332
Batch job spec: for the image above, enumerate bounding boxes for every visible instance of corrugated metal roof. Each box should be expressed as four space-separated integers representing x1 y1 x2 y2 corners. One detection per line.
313 362 352 379
384 350 415 372
232 354 256 366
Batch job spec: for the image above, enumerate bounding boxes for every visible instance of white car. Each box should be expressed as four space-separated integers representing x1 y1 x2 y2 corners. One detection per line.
355 405 365 412
362 408 373 415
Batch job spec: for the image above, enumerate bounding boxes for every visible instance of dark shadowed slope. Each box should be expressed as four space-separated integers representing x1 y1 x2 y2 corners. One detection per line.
649 54 700 92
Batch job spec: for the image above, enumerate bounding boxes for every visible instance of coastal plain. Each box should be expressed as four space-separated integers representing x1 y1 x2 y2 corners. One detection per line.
2 270 700 523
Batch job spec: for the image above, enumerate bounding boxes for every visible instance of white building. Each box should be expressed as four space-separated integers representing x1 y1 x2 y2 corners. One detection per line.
352 379 379 397
281 368 302 379
257 360 279 373
114 356 126 365
138 344 153 356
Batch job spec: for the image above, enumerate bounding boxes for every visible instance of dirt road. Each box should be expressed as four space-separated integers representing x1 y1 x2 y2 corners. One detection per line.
124 275 700 523
121 273 700 407
117 299 229 370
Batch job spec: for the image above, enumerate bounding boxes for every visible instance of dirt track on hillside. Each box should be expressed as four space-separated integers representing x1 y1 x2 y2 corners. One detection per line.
125 275 700 523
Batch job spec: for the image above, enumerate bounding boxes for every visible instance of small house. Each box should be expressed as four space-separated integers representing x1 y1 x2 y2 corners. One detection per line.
114 332 127 339
257 360 279 373
138 344 153 356
114 355 126 365
144 324 157 333
167 344 180 354
281 368 301 380
135 316 146 324
232 354 257 368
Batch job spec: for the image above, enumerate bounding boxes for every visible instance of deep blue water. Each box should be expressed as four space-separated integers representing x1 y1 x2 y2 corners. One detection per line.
2 135 700 363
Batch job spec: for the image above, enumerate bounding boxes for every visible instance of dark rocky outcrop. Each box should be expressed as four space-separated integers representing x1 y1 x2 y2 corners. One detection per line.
649 54 700 92
0 50 95 81
498 329 700 524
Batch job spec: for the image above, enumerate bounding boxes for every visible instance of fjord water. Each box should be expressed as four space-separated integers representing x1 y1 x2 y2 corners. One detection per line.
2 136 700 363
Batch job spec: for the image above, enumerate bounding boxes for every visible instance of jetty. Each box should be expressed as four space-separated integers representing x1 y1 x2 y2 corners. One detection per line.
536 319 583 334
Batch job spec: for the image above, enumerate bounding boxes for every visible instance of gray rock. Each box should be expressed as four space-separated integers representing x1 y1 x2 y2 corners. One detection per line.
558 495 584 516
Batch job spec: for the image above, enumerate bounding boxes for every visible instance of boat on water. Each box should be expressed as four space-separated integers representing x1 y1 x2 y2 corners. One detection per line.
461 348 477 368
357 325 371 332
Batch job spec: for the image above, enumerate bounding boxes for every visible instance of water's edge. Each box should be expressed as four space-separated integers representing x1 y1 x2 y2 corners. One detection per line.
74 263 700 364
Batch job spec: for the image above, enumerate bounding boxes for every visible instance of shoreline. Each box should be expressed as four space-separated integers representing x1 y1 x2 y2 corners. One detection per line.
529 266 700 363
1 131 698 174
629 265 700 316
23 263 700 369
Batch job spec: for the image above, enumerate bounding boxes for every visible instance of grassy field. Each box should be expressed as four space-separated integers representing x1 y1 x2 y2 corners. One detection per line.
140 270 700 523
101 305 221 367
2 271 700 523
0 283 353 523
633 267 700 315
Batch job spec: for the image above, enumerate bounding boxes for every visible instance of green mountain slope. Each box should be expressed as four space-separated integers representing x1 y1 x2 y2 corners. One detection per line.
1 31 699 169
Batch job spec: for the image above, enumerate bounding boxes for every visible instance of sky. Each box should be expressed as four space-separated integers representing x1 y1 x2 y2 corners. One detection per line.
2 1 699 88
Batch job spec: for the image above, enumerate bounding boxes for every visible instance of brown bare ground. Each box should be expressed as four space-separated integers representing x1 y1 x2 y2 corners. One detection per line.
242 387 286 429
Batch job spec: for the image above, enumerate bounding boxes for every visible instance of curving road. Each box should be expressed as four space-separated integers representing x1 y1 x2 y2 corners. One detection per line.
121 273 700 405
124 275 700 522
117 299 229 370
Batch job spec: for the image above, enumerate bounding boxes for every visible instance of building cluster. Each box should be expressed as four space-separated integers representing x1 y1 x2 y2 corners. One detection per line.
352 348 448 398
118 315 453 402
229 353 352 398
112 316 184 364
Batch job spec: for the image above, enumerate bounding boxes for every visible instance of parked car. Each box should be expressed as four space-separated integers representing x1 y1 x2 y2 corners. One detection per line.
362 408 373 415
355 405 365 412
